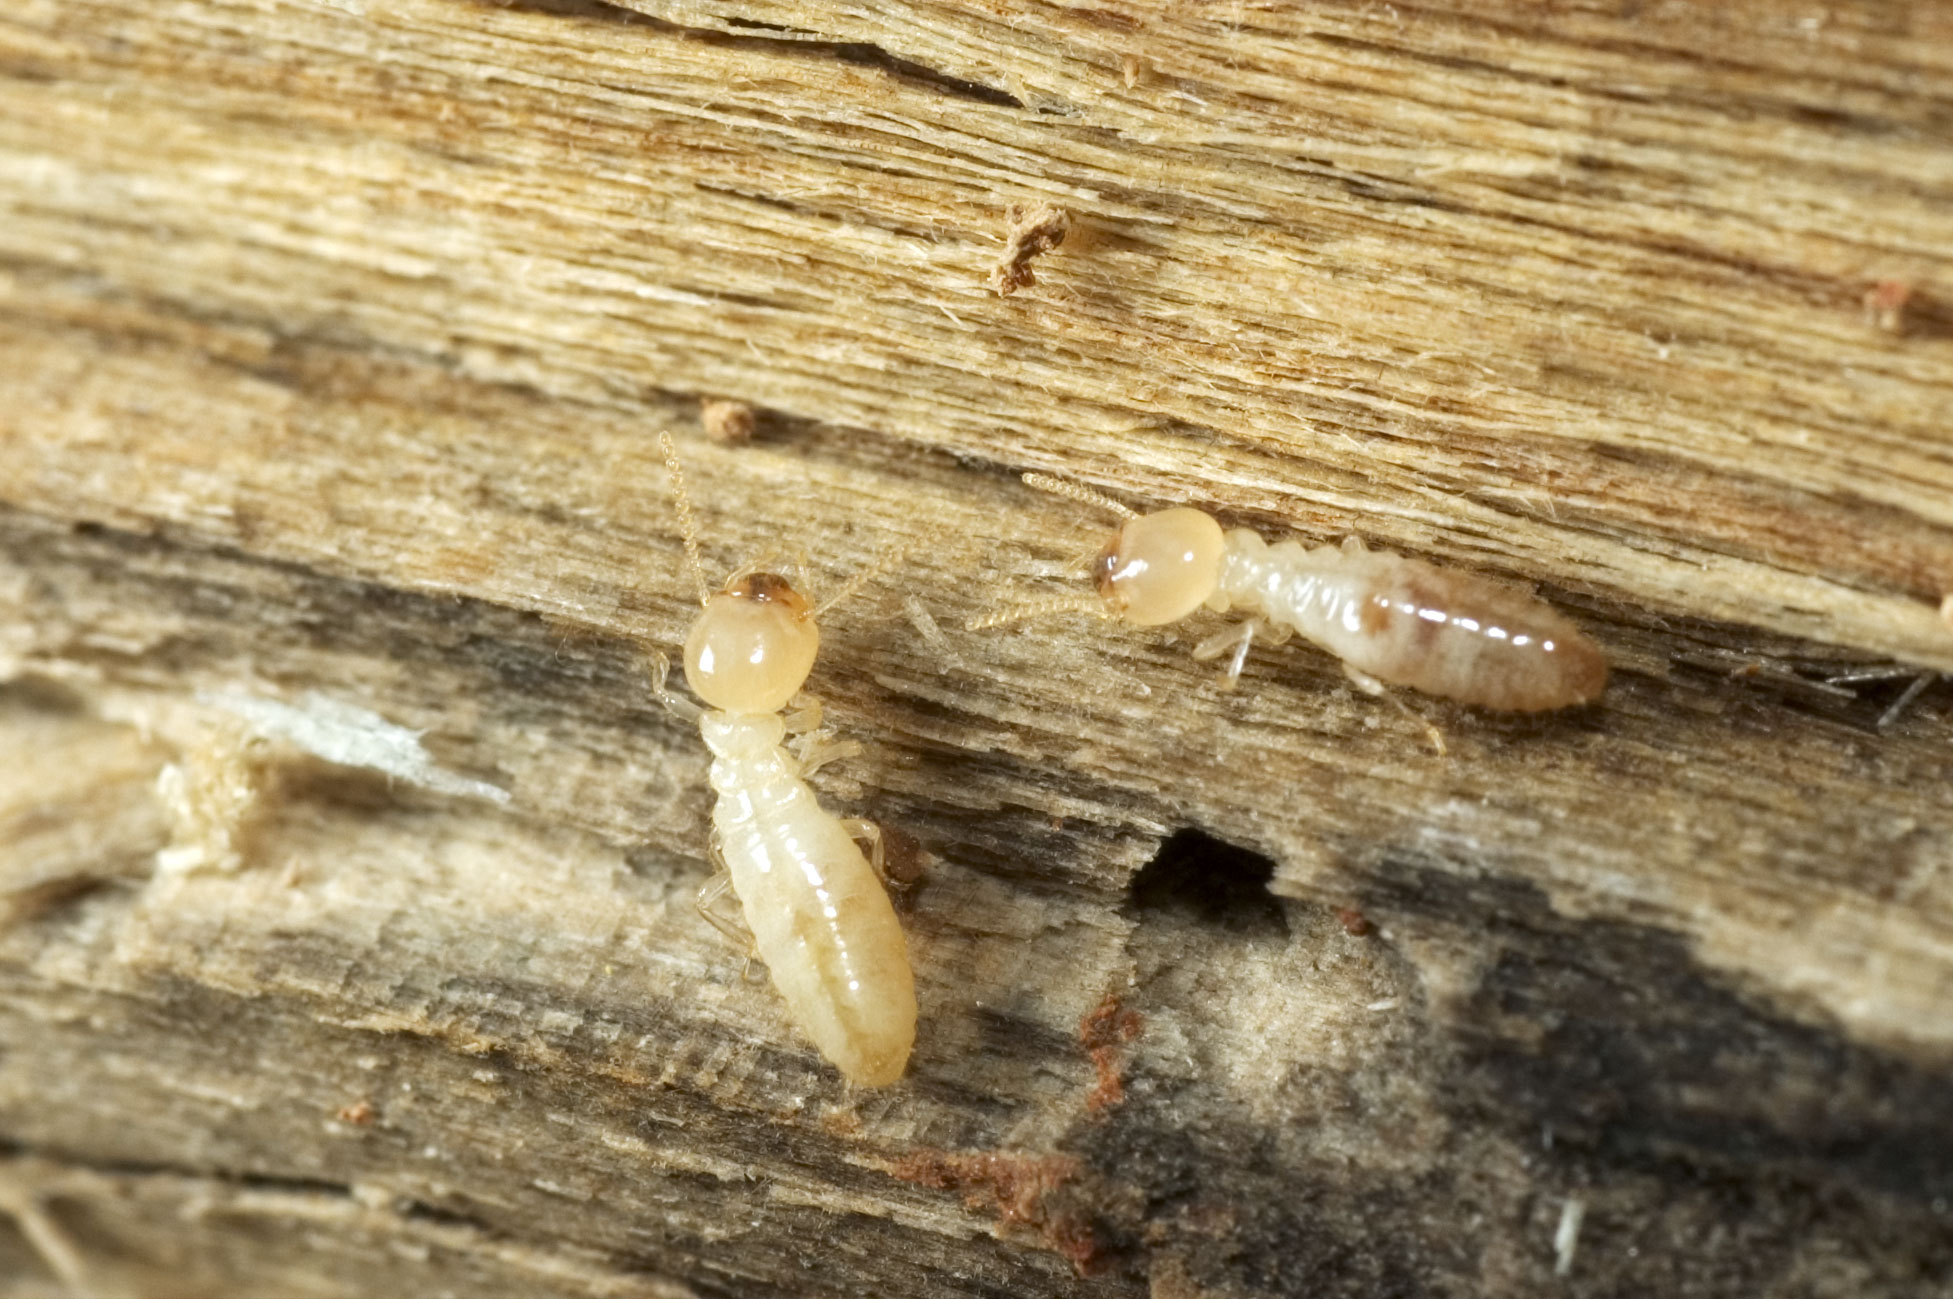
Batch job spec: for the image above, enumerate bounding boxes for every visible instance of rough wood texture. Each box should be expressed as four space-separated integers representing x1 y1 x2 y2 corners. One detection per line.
3 3 1952 1296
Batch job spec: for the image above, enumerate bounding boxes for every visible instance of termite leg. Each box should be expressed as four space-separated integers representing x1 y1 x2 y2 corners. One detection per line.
1340 534 1370 556
783 695 863 778
1342 663 1387 696
1191 621 1245 662
649 652 704 724
696 841 756 952
841 817 887 884
1399 698 1448 758
696 869 750 946
1193 619 1263 690
796 733 863 781
699 874 767 983
1343 665 1448 755
1225 623 1258 685
783 694 824 735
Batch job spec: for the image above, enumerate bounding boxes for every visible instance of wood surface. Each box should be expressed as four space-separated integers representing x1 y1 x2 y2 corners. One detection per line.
3 2 1953 1296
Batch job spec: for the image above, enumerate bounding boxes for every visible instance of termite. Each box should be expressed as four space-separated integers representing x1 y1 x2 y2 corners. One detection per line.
974 474 1607 711
650 434 916 1086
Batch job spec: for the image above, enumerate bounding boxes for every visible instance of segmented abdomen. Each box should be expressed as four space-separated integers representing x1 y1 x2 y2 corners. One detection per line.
711 747 916 1086
1217 530 1607 711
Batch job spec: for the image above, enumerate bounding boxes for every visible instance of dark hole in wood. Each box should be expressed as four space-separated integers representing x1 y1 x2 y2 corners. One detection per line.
1127 829 1288 938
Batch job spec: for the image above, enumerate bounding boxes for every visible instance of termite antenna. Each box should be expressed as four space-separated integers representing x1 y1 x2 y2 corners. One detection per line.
658 430 712 607
813 540 916 619
1022 472 1139 520
968 591 1113 631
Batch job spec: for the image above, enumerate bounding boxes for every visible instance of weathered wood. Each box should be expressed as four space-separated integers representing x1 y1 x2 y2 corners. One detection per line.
2 2 1952 1296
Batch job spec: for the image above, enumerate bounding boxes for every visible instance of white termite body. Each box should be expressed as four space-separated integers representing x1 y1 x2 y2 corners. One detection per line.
1207 529 1608 711
659 434 916 1087
697 705 915 1086
995 478 1607 711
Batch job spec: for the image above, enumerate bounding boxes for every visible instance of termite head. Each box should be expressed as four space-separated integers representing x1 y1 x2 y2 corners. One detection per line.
683 572 820 714
1095 508 1226 627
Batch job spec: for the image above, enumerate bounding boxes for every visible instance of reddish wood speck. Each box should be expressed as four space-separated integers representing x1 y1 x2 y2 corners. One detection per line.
1335 906 1374 937
1864 278 1912 333
886 1151 1102 1273
1080 993 1144 1115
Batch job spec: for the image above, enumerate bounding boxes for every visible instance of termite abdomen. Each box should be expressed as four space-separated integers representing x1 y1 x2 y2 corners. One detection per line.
1342 558 1608 711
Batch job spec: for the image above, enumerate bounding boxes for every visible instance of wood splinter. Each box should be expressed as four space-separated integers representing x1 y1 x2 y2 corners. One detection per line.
990 203 1072 296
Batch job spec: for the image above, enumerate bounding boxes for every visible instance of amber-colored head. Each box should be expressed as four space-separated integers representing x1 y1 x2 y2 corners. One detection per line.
683 572 820 714
1095 507 1226 627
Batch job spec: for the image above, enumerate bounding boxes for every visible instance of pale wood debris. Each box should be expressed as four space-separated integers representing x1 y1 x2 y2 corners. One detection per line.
700 398 758 447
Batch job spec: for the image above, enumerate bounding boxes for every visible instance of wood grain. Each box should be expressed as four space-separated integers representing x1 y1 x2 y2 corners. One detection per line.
2 2 1952 1295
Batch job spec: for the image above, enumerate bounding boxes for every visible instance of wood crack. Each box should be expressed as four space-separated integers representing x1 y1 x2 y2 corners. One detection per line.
485 0 1026 108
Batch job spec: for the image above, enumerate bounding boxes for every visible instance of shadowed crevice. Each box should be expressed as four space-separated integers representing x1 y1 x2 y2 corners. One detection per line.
1125 828 1288 939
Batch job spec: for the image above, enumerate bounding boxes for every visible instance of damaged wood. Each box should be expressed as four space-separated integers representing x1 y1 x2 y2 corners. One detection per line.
2 2 1952 1296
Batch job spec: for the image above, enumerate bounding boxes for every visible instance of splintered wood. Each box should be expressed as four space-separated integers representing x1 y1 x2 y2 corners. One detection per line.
990 203 1072 296
2 2 1952 1297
